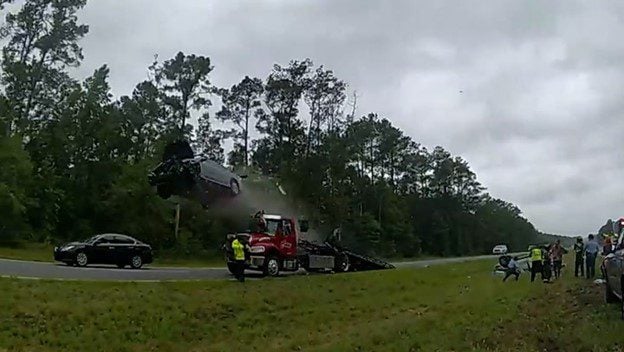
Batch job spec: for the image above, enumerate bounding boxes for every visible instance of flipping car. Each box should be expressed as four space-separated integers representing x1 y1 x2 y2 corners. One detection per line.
148 140 246 204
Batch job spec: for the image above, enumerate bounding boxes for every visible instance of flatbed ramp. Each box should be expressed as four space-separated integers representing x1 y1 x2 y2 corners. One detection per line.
344 250 395 271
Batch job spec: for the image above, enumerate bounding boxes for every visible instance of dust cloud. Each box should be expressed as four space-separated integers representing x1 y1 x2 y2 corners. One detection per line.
209 175 326 242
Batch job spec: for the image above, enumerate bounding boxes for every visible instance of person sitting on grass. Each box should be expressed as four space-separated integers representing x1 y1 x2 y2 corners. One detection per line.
503 256 521 282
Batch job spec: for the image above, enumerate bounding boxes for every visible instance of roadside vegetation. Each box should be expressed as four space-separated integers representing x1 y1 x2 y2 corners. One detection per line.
0 0 564 264
0 258 617 352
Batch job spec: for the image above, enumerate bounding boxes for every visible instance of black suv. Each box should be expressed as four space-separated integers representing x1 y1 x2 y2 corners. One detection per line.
54 234 153 269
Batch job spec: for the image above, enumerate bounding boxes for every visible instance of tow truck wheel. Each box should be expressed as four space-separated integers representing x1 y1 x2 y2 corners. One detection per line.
334 253 350 273
264 256 280 277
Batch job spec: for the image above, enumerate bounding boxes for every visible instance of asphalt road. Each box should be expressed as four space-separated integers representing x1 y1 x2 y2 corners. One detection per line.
0 253 517 282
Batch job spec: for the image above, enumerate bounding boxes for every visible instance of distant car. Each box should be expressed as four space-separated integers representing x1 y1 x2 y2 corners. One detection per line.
54 234 153 269
492 244 508 255
148 140 246 203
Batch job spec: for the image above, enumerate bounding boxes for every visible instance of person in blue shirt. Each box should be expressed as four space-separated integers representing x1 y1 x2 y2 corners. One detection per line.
584 234 600 279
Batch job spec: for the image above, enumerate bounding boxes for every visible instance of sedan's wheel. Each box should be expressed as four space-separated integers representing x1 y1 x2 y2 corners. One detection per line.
130 255 143 269
264 256 280 277
75 252 88 267
229 179 240 196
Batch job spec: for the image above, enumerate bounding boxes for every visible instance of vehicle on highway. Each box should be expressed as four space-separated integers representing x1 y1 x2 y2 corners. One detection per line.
492 244 508 255
222 211 394 277
148 140 246 204
54 234 153 269
602 218 624 317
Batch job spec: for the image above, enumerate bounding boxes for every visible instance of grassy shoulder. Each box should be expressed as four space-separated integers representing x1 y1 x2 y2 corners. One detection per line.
1 259 533 351
0 243 224 268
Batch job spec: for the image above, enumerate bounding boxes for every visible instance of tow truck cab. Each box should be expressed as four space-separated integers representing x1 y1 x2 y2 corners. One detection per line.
225 214 309 276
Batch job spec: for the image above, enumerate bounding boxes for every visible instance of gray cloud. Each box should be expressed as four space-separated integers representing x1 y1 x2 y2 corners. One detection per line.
68 0 624 235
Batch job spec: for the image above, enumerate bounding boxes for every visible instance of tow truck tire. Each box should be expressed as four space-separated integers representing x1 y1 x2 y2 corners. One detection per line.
334 253 350 273
263 256 280 277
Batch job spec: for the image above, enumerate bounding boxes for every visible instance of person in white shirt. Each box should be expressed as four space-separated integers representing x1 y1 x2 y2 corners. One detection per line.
503 256 521 282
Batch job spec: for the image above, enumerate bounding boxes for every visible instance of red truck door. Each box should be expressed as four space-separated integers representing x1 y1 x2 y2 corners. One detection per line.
278 219 297 257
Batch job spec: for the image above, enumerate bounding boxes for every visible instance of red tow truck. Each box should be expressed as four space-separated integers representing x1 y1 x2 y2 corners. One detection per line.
223 212 395 277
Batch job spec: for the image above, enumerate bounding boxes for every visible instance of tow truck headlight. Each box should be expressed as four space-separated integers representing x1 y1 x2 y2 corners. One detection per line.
249 246 265 253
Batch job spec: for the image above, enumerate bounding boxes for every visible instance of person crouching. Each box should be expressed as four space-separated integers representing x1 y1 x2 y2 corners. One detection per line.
503 256 521 282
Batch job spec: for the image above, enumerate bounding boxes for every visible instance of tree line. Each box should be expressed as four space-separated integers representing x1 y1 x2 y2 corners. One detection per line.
0 0 547 257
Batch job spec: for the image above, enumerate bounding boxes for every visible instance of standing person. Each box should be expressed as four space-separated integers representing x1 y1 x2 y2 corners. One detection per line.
549 240 564 279
529 245 543 282
573 237 584 277
584 234 600 279
231 234 247 282
603 236 613 256
503 256 521 282
542 244 552 283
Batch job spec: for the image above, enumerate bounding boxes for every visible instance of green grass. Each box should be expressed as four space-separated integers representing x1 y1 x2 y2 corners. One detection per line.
0 243 225 268
0 242 53 262
0 260 526 351
0 257 617 351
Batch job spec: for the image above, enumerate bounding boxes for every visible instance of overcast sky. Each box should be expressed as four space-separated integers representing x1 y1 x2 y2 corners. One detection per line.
65 0 624 236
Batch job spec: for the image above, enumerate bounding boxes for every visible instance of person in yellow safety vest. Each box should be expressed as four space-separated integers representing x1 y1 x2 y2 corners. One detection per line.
231 235 247 282
529 245 544 282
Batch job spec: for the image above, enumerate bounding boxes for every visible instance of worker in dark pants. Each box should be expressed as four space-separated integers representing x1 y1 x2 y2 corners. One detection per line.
529 245 543 282
574 236 584 277
584 234 600 279
503 256 521 282
549 240 564 279
231 235 247 282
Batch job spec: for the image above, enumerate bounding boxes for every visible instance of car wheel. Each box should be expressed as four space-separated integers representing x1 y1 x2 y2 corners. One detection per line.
229 179 240 196
75 252 88 267
334 253 350 273
157 185 172 199
130 254 143 269
263 256 280 277
605 276 619 304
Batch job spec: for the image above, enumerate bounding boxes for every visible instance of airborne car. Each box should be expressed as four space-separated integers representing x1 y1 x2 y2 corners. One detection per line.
54 234 153 269
148 140 245 205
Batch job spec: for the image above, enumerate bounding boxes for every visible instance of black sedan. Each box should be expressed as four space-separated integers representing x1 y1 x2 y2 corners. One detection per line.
54 234 153 269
